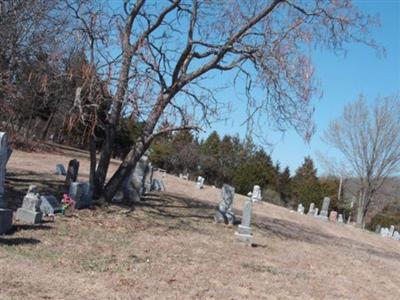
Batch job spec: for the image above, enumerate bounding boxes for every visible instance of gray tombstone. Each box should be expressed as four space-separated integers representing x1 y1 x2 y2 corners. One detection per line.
65 159 79 188
150 178 165 192
0 132 13 234
214 184 235 225
380 227 389 237
251 185 262 202
319 197 330 221
40 195 62 215
235 193 253 244
16 185 42 224
375 224 382 234
393 231 400 241
307 203 315 216
55 164 66 176
69 182 92 209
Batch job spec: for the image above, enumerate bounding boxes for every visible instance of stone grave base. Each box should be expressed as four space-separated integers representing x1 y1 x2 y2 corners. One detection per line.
16 208 42 224
0 208 13 234
235 225 253 244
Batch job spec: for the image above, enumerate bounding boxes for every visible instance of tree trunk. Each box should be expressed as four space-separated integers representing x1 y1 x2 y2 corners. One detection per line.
103 141 146 202
41 112 54 140
89 135 97 188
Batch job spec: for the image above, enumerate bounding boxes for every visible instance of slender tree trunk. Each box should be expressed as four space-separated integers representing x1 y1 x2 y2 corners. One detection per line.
89 134 97 187
41 111 54 140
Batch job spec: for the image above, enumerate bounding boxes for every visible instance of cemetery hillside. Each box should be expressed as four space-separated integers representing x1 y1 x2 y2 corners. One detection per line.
0 146 399 299
0 0 399 299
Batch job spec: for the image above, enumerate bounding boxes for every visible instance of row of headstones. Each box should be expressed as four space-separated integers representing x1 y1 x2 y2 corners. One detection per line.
296 197 345 223
376 225 400 241
213 184 259 244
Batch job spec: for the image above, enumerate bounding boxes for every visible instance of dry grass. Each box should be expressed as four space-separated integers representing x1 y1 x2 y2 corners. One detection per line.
1 148 400 299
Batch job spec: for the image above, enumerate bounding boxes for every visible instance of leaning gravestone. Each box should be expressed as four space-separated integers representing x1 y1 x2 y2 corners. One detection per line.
251 185 262 202
65 159 79 188
40 195 62 215
307 203 315 216
235 192 253 244
55 164 66 176
0 132 13 234
69 182 92 209
319 197 330 221
214 184 235 225
16 185 42 224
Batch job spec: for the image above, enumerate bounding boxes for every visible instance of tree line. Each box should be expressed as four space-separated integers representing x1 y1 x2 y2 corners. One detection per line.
150 130 342 212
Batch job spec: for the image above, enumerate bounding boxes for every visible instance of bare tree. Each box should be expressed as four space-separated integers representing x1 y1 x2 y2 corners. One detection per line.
323 95 400 227
59 0 379 201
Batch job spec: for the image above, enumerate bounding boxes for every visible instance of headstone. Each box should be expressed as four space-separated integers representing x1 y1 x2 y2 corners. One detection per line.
319 197 330 221
214 184 235 225
69 182 92 209
380 227 389 237
297 203 304 214
130 155 150 196
40 195 62 215
375 224 381 234
65 159 79 188
313 208 319 217
235 193 253 244
393 231 400 241
179 173 183 179
16 185 42 224
143 162 153 193
329 211 338 222
389 225 395 237
55 164 66 176
0 132 13 234
307 203 315 216
337 214 344 224
251 185 262 202
196 176 205 189
150 178 165 192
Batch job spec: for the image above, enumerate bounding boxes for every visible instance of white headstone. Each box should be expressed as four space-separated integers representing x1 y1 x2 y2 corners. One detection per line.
393 231 400 241
251 185 262 202
389 225 395 237
297 203 304 214
235 192 253 244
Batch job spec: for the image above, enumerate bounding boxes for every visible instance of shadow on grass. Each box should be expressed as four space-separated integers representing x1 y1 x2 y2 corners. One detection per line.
9 224 52 234
0 237 41 246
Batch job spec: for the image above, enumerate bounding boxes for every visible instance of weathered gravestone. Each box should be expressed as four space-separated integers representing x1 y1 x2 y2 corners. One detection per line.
393 231 400 241
196 176 205 189
389 225 395 237
297 203 304 214
214 184 235 225
55 164 66 176
319 197 330 221
337 214 344 224
65 159 79 188
307 203 315 216
150 178 165 192
380 227 389 237
375 224 381 234
235 192 253 244
313 208 319 217
69 182 92 209
16 185 42 224
329 211 338 222
0 132 13 234
251 185 262 202
40 195 62 215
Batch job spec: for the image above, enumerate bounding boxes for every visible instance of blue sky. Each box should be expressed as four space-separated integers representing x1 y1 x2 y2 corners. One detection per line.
201 0 400 175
